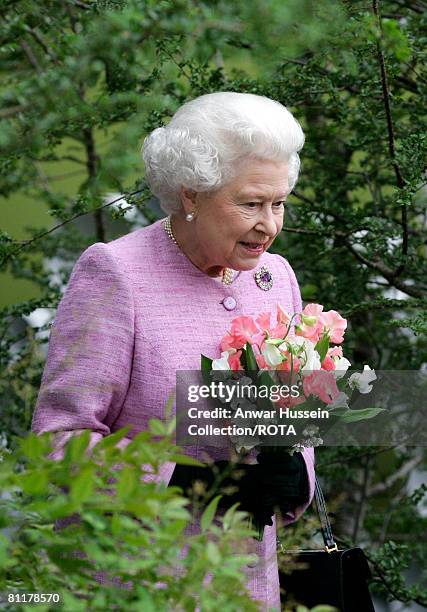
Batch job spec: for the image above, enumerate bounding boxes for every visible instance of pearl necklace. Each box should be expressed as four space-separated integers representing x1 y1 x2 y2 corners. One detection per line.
163 216 234 285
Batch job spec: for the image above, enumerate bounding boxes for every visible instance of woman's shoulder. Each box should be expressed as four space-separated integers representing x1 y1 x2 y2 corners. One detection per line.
105 219 164 258
75 219 165 269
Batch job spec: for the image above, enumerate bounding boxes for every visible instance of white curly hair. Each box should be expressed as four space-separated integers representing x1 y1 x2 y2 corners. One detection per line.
142 91 305 214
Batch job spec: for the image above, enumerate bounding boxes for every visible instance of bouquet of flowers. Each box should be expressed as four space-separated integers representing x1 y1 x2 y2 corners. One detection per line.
200 303 381 538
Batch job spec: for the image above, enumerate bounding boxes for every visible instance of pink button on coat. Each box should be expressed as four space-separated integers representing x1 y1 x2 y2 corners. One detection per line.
32 219 315 611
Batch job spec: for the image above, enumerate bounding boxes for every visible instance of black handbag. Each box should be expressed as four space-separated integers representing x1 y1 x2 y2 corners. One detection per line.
278 477 376 612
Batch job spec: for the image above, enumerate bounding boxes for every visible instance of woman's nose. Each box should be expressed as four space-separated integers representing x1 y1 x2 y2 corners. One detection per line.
255 208 278 236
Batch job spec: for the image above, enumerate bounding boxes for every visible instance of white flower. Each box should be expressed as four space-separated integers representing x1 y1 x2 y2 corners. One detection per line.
292 339 321 374
348 365 377 394
212 351 230 370
328 392 349 409
333 357 352 380
302 345 321 374
262 343 283 367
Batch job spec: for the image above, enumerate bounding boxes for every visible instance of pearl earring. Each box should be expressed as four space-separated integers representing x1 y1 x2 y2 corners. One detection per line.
186 211 195 222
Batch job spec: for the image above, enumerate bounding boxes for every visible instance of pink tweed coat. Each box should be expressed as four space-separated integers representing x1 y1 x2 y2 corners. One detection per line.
31 218 315 611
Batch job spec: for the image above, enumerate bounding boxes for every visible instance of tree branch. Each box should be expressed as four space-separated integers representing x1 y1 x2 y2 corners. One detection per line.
82 127 105 242
65 0 92 9
334 533 427 608
367 453 423 496
342 237 426 298
19 40 41 72
352 456 372 542
0 104 28 119
372 0 408 278
342 297 425 316
0 189 147 267
392 0 426 14
24 26 59 64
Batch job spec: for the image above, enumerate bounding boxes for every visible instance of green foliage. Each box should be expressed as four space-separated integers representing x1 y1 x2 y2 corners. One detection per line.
0 428 260 611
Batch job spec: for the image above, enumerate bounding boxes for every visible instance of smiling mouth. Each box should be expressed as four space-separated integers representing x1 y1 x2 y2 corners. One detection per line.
239 241 266 252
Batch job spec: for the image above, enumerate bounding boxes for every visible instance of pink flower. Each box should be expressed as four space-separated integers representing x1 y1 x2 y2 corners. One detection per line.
256 312 272 331
220 315 258 350
321 355 336 371
303 303 324 318
270 323 288 339
277 304 292 326
228 350 243 371
275 394 305 409
220 333 236 352
320 310 347 344
296 303 324 343
253 311 281 348
303 370 340 404
327 346 343 359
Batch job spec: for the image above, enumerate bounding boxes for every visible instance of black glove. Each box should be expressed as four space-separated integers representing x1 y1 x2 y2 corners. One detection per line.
215 451 309 527
255 448 309 515
168 452 308 529
210 461 272 520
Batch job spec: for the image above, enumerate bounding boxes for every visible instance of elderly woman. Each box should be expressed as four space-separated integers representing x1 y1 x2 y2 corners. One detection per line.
32 91 315 610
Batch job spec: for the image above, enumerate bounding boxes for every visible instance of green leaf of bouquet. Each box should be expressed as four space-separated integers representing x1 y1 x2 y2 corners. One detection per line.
327 406 350 417
201 495 222 532
257 370 275 409
201 354 213 385
257 369 276 388
338 407 385 422
315 333 329 362
245 342 258 372
201 354 213 372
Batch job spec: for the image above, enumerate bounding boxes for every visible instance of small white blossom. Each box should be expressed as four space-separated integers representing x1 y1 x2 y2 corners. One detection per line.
333 357 352 379
284 337 321 374
328 391 349 409
302 348 321 374
262 343 283 367
348 365 377 393
212 351 230 371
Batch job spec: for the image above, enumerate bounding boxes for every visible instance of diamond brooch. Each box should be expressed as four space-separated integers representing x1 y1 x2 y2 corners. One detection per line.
254 266 273 291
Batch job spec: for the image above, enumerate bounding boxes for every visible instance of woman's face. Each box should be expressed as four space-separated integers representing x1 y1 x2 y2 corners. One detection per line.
186 158 289 272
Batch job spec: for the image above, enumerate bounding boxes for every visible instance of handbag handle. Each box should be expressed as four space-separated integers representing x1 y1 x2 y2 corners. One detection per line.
276 476 338 554
314 476 338 552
